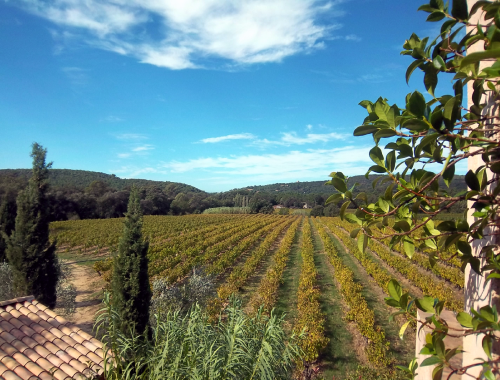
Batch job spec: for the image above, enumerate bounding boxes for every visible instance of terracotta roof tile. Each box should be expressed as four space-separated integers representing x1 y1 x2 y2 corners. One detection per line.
10 340 29 354
37 371 54 380
60 362 78 378
12 353 30 367
0 361 9 376
0 321 16 333
20 337 37 350
54 350 75 364
22 349 41 364
50 328 65 339
0 332 16 344
2 370 23 380
24 360 45 377
2 355 20 371
34 357 57 374
13 365 35 380
60 335 78 348
1 343 18 357
50 368 70 380
52 338 70 352
25 313 42 325
0 297 105 379
45 353 64 368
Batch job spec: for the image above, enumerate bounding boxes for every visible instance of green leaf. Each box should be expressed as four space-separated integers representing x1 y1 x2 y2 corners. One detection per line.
406 59 424 84
484 369 495 380
369 146 385 166
460 49 500 67
421 356 442 367
374 129 397 139
457 241 472 257
415 296 435 313
451 0 468 20
427 11 446 22
350 228 360 238
456 312 473 328
483 335 492 359
403 238 415 258
345 213 361 225
424 69 438 96
465 169 481 191
385 150 396 172
353 125 378 136
432 55 446 70
379 198 389 213
325 193 343 205
340 201 350 221
402 119 431 132
387 279 402 301
399 320 411 340
432 365 444 380
442 163 455 187
330 177 348 193
367 165 387 174
357 234 366 253
407 91 427 117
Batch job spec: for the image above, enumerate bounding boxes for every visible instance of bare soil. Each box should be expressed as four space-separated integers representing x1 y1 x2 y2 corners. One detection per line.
56 263 105 337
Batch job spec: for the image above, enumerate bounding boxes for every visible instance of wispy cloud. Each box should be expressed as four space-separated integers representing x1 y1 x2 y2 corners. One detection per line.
61 66 88 86
330 34 361 42
15 0 344 70
253 131 347 147
102 115 124 123
161 146 372 182
114 133 148 141
200 133 256 144
132 145 154 152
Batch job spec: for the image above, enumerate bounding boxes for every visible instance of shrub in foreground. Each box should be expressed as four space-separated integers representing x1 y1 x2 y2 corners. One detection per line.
96 293 302 380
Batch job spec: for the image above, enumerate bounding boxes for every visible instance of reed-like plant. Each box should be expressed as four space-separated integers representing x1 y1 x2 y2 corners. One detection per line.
95 292 303 380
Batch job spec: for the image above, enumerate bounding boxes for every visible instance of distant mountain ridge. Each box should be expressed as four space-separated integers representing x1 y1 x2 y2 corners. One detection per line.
0 169 205 194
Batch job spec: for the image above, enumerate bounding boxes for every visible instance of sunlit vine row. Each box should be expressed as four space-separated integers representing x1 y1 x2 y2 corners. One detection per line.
217 217 297 301
247 217 302 314
312 218 390 367
295 219 328 363
332 217 463 312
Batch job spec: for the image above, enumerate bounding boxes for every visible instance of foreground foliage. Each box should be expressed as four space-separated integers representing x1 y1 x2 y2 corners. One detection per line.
325 0 500 378
96 293 302 380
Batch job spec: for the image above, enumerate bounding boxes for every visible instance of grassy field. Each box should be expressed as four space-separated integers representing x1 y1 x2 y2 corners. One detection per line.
50 214 464 379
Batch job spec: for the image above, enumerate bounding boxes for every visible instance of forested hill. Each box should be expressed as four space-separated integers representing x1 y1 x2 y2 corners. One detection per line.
233 174 467 196
0 169 204 194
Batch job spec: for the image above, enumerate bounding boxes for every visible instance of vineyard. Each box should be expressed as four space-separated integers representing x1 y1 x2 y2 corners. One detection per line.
50 214 464 378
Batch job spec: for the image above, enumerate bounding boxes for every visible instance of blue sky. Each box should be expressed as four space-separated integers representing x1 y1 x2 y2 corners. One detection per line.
0 0 450 192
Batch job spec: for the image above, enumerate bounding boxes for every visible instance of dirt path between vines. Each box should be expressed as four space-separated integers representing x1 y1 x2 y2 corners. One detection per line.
56 262 105 337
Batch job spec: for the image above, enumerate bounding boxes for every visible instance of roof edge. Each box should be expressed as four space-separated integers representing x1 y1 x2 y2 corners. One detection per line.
0 296 35 307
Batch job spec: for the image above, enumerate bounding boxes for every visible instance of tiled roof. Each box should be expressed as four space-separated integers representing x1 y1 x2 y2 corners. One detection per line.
0 296 105 380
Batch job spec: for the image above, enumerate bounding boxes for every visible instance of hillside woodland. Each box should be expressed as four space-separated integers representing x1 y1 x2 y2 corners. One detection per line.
0 169 466 221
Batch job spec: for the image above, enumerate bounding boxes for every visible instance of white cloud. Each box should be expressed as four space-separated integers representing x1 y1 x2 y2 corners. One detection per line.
162 146 372 179
132 145 155 152
306 124 313 130
200 133 256 143
253 131 347 147
114 133 148 140
117 153 131 158
15 0 341 70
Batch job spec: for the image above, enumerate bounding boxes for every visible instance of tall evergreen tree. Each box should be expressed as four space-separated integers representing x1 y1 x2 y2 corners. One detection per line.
112 186 151 335
5 143 59 308
0 196 16 262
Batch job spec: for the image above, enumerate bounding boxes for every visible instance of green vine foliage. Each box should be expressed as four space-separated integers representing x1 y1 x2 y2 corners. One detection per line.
325 1 500 378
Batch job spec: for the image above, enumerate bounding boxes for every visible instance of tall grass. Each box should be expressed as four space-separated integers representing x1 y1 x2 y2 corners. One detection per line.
203 207 251 214
95 293 303 380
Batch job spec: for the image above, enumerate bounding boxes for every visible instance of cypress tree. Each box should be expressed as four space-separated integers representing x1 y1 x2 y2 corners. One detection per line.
0 196 16 262
112 186 151 335
5 143 59 308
